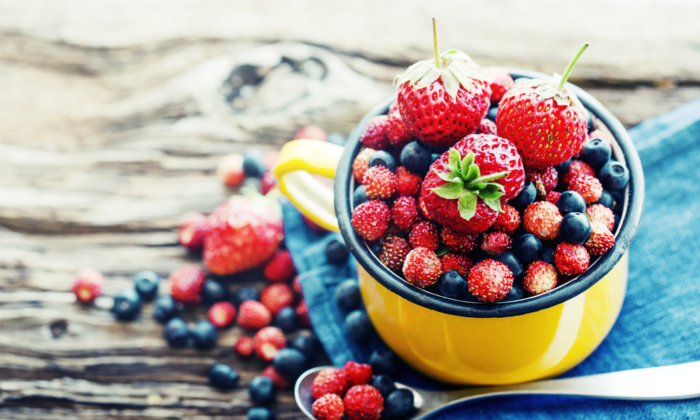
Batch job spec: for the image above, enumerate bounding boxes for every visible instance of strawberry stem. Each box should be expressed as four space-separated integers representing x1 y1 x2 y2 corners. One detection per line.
432 18 441 70
557 42 589 92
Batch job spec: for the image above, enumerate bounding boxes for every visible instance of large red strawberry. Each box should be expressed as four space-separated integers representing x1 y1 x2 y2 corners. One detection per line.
420 134 525 234
497 44 590 169
394 19 491 148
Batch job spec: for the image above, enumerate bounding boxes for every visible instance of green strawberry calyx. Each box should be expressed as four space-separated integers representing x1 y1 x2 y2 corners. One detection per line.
430 149 509 221
393 18 487 101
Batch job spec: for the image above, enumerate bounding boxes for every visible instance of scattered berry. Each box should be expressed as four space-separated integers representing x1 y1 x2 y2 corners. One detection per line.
296 300 311 327
248 376 276 405
372 374 396 398
385 389 415 418
243 149 267 177
557 190 587 215
478 118 497 135
208 301 236 328
492 205 521 234
294 125 326 141
261 365 289 390
527 167 558 197
343 385 384 420
313 393 345 420
395 166 423 197
408 220 440 251
502 281 525 301
353 185 369 208
554 243 590 276
202 279 228 305
112 288 143 321
509 179 537 211
559 212 592 245
368 150 398 173
437 270 468 299
568 174 603 204
353 148 376 184
585 222 615 256
363 166 396 200
542 247 556 265
235 336 254 357
335 279 361 312
343 361 373 387
586 204 615 232
253 326 286 361
263 250 296 283
72 268 104 304
399 141 432 176
440 253 473 279
387 115 413 149
523 261 558 295
564 160 596 185
480 231 513 256
402 247 443 288
178 213 209 252
351 200 391 242
596 190 614 209
484 67 514 105
598 161 630 191
237 300 272 330
261 283 295 316
153 295 181 323
546 191 561 204
232 286 260 307
163 317 189 348
493 251 524 277
272 348 307 380
274 306 299 333
312 368 349 399
209 363 240 390
512 233 543 264
191 320 218 350
217 153 246 187
360 115 391 150
292 276 302 296
369 349 397 377
132 270 159 301
289 334 317 359
169 265 206 306
441 228 478 253
392 196 420 231
523 201 563 241
247 407 275 420
467 259 514 303
344 310 373 342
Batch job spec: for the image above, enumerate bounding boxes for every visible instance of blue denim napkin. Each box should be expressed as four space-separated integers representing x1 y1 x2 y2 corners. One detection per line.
284 97 700 418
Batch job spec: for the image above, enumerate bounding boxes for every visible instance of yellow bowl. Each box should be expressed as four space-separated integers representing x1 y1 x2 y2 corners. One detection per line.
274 69 644 385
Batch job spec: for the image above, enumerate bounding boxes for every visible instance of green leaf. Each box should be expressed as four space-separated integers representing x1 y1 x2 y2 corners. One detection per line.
441 71 460 101
436 244 449 257
415 67 441 90
468 171 510 186
457 193 477 221
448 149 461 171
464 162 480 183
481 196 504 213
409 61 433 85
478 186 505 201
459 152 474 177
434 169 462 183
431 182 464 200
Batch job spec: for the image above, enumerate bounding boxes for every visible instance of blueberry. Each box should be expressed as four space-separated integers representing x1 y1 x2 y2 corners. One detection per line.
385 389 415 417
133 271 159 301
209 363 240 390
372 374 396 397
493 251 524 277
487 106 498 121
369 348 397 377
463 289 481 302
598 161 630 191
163 317 189 348
509 180 536 211
344 310 373 342
614 213 621 231
609 190 624 214
512 234 542 264
335 279 361 312
248 376 276 405
247 407 276 420
542 247 555 265
370 241 383 256
191 320 218 350
353 185 369 209
202 279 228 306
153 295 182 323
326 132 346 146
368 150 398 173
554 157 572 176
560 213 592 245
112 289 142 321
288 334 316 359
502 282 525 302
325 240 349 264
430 153 441 164
582 138 611 170
232 287 260 307
557 191 587 215
437 271 467 299
274 306 299 333
596 190 614 209
243 148 267 177
400 141 432 175
272 348 307 379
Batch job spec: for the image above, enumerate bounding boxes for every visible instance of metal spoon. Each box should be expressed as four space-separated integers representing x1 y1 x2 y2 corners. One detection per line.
295 361 700 419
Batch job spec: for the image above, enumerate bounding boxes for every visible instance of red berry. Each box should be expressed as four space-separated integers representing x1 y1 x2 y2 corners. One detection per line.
363 166 396 200
379 236 411 273
353 148 376 184
360 116 391 150
391 196 420 231
585 222 615 256
237 300 271 331
483 67 514 105
388 101 400 117
441 228 478 254
546 191 561 205
387 115 412 149
263 250 297 283
294 125 326 141
296 300 311 327
588 129 614 144
402 247 442 288
208 302 236 328
568 175 603 203
440 253 473 278
351 200 391 242
395 167 422 197
564 160 596 185
234 336 254 357
491 205 521 234
523 201 563 241
467 259 514 303
178 212 209 252
292 276 303 297
312 368 349 399
480 231 512 256
586 204 615 232
409 220 440 251
313 393 345 420
260 283 294 316
343 385 384 420
478 118 497 135
253 326 286 361
523 261 558 295
342 361 373 387
261 171 277 195
554 243 590 276
72 268 104 303
527 167 558 197
262 365 289 390
169 265 206 306
217 153 245 187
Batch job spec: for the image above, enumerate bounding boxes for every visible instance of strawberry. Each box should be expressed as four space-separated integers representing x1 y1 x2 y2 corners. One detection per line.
478 118 497 135
253 326 286 361
262 365 289 390
260 171 277 195
523 201 563 241
296 300 311 327
546 191 561 204
394 19 490 148
441 228 478 253
497 44 590 168
586 204 615 232
72 268 104 303
467 259 514 303
351 200 391 242
169 265 205 306
312 368 349 399
294 125 326 141
360 116 391 150
554 243 590 275
483 67 514 105
208 302 236 328
237 300 271 331
387 115 412 149
564 159 596 185
585 222 615 256
292 276 303 297
395 166 422 197
342 361 373 386
260 283 295 315
409 220 440 251
178 212 209 252
263 250 296 283
217 153 245 187
234 336 254 357
420 134 525 234
568 174 603 204
523 261 558 295
363 166 396 200
379 236 411 273
527 167 558 197
402 247 442 287
440 253 473 278
388 101 400 117
313 394 345 420
480 231 512 256
204 196 283 275
491 204 520 234
353 148 376 184
344 385 384 420
391 196 420 231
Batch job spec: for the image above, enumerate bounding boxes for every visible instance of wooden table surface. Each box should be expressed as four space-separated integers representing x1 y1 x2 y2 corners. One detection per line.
0 1 698 418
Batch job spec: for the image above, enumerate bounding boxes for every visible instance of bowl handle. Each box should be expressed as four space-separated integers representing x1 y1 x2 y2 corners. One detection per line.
273 139 344 232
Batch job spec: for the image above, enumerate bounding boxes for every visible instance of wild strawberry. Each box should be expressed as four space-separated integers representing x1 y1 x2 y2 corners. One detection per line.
480 231 512 256
394 20 490 147
344 385 384 420
554 243 590 275
467 259 514 303
262 365 289 390
178 213 209 252
491 204 520 234
409 220 440 251
296 300 311 327
260 171 277 195
585 222 615 256
360 116 391 150
169 265 205 306
441 253 473 278
363 166 396 200
420 134 525 233
72 268 104 303
353 148 376 184
387 115 412 149
403 247 442 288
351 200 391 242
253 326 286 361
586 204 615 232
546 191 561 204
568 175 603 203
342 361 372 386
237 300 271 331
483 67 514 105
395 166 422 197
478 118 497 135
379 236 411 273
263 250 296 283
234 336 254 357
312 368 349 399
564 159 596 185
385 222 407 239
204 196 283 275
208 302 236 328
391 196 420 231
523 261 558 295
217 153 245 187
260 283 294 315
523 202 563 241
440 228 477 254
388 101 400 117
313 393 345 420
294 125 326 141
527 167 558 197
